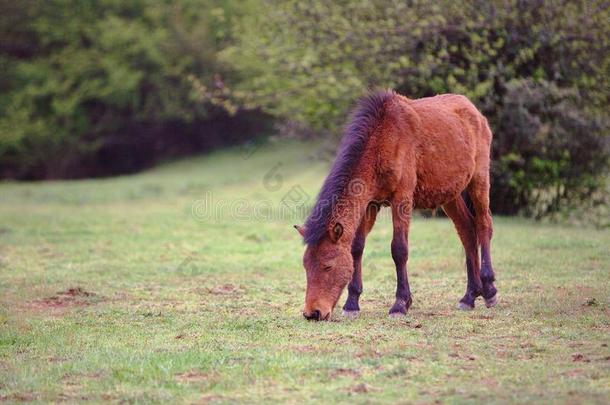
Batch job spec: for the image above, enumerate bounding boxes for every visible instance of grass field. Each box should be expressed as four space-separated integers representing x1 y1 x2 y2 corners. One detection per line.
1 140 609 404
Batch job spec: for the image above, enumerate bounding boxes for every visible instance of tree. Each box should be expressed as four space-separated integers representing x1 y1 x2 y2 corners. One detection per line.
223 0 609 216
0 0 242 178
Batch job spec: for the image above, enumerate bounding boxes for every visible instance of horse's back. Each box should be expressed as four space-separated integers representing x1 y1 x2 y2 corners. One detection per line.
394 94 488 208
410 93 484 129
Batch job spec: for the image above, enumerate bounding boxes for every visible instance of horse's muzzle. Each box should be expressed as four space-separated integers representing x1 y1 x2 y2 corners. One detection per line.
303 309 331 321
303 309 321 321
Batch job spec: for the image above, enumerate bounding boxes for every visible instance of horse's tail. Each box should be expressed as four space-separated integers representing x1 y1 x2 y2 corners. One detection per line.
461 190 475 218
461 190 478 245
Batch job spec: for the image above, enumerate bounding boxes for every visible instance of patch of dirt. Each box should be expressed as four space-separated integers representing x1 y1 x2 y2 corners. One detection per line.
330 368 361 379
0 392 38 402
421 310 452 318
199 394 225 403
25 287 103 315
480 377 498 388
59 370 104 401
61 371 103 382
37 287 101 308
583 297 598 307
290 345 315 353
175 370 212 384
356 349 382 359
572 353 590 363
448 352 477 361
57 393 89 402
473 314 495 320
207 284 242 295
568 342 585 349
560 368 586 378
100 394 117 402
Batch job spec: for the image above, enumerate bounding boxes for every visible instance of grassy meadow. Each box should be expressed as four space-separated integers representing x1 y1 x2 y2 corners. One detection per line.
0 140 609 403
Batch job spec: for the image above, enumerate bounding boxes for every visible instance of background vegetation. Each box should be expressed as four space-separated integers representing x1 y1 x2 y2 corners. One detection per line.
1 0 609 219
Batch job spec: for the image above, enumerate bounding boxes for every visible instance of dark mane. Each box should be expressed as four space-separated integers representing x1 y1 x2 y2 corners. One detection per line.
303 89 396 245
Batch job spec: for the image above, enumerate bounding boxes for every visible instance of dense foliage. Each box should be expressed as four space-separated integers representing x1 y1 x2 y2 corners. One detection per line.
222 0 609 217
0 0 267 178
1 0 608 218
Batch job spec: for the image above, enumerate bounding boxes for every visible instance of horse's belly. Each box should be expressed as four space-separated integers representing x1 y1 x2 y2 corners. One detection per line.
412 141 476 209
413 179 470 209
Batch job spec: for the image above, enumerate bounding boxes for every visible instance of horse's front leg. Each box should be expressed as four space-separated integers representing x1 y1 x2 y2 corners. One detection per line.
389 198 413 317
342 203 379 318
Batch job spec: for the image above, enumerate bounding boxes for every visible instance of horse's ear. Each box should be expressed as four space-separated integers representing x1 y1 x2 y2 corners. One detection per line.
294 224 306 237
329 223 343 242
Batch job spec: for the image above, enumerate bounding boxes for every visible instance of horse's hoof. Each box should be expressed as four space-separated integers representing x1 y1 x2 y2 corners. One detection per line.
389 298 411 317
457 301 474 311
484 294 497 308
389 311 406 318
342 310 360 319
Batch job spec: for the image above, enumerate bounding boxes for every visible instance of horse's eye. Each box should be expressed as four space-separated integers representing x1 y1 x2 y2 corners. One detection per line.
323 265 333 272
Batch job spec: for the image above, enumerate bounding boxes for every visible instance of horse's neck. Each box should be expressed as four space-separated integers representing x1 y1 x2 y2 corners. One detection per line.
331 185 376 243
330 147 381 244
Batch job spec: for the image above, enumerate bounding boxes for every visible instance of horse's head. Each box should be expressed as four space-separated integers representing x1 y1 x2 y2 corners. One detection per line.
294 223 353 321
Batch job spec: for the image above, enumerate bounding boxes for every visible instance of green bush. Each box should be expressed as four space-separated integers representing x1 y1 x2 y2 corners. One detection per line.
223 0 609 216
0 0 248 178
489 79 608 217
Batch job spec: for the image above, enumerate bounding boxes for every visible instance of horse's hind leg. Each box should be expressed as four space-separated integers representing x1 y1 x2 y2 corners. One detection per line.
342 202 379 318
443 197 482 310
468 176 497 307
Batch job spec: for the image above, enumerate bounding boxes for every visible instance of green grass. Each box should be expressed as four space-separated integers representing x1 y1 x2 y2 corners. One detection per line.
1 139 609 404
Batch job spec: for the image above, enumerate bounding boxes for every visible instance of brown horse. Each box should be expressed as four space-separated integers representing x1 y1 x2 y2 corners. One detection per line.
294 90 497 321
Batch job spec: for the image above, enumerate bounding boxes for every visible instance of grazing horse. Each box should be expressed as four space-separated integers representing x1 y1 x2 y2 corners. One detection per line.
294 90 497 321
